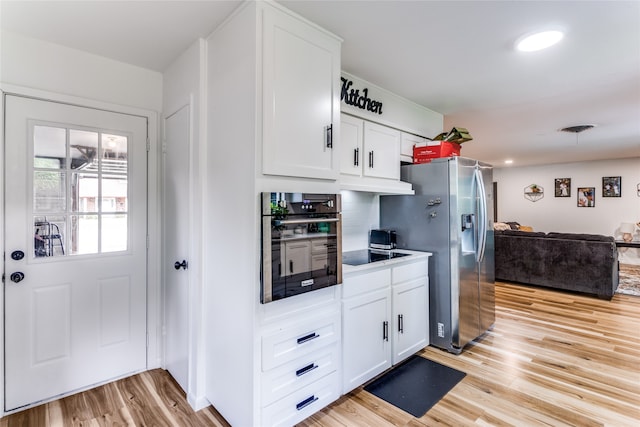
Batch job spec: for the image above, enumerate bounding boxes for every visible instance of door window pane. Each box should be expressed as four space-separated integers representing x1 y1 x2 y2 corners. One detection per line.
34 171 66 212
102 133 128 168
71 172 98 213
70 129 98 170
101 176 128 213
34 125 66 169
34 216 66 257
70 215 98 255
31 124 131 258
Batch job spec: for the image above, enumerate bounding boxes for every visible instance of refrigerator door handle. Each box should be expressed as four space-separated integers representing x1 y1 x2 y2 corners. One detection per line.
474 167 488 263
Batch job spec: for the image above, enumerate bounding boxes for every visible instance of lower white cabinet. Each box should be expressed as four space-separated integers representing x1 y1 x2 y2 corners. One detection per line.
261 371 340 427
342 256 430 393
392 277 428 364
260 301 341 426
342 287 392 392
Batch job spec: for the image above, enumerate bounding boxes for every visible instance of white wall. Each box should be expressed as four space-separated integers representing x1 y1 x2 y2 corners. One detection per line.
1 31 162 112
341 191 380 252
494 157 640 264
341 71 443 139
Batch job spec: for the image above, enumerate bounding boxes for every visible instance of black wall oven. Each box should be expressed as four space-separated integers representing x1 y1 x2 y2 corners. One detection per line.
261 192 342 303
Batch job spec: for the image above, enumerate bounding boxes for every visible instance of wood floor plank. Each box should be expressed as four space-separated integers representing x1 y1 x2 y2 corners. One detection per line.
2 278 639 426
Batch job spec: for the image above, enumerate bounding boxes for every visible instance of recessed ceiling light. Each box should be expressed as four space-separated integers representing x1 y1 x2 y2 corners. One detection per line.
516 30 564 52
504 159 513 164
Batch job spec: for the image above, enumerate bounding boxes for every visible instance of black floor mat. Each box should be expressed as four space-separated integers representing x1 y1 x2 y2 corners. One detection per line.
363 355 466 417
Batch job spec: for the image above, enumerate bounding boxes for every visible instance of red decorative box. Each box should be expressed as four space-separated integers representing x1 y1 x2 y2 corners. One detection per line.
413 142 461 163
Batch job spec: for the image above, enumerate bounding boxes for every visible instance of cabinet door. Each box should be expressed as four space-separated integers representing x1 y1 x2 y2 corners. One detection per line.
339 114 363 177
342 288 391 393
262 6 341 180
400 132 429 163
283 241 311 277
363 121 400 180
392 278 428 365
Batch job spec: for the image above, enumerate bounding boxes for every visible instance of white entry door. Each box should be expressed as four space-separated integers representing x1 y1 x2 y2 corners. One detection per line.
4 95 148 411
163 105 190 392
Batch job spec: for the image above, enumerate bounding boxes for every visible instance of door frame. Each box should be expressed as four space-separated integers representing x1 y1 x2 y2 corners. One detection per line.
0 83 161 416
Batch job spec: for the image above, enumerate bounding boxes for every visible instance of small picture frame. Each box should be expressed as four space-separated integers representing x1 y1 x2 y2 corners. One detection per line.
554 178 571 197
602 176 621 197
577 187 595 207
636 183 639 197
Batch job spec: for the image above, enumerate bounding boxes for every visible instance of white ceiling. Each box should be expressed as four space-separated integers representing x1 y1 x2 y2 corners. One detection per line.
2 0 639 167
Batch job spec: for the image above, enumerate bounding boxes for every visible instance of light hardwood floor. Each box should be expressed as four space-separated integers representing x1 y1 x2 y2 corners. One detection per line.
2 282 639 426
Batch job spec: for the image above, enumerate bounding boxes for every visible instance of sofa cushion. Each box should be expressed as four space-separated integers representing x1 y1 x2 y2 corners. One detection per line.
498 229 546 238
545 232 614 242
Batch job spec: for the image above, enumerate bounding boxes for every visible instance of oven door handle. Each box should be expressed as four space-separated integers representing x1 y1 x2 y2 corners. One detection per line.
273 217 340 226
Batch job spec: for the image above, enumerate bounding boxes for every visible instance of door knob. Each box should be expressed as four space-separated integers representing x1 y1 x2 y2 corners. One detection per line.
174 260 188 270
11 250 25 261
10 272 25 283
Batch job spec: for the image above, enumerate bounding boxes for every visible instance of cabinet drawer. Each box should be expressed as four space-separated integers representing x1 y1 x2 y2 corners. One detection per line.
311 239 328 253
261 372 340 427
342 268 391 299
392 259 427 284
262 343 338 406
262 312 340 371
311 253 328 270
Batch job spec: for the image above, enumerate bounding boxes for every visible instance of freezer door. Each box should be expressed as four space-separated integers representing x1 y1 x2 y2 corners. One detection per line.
452 158 481 350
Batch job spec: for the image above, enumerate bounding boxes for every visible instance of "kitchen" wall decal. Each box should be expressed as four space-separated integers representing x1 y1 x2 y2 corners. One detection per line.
341 77 383 114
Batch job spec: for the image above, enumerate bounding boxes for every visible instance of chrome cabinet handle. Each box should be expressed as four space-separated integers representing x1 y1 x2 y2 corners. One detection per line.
297 332 319 345
296 395 318 411
296 363 318 377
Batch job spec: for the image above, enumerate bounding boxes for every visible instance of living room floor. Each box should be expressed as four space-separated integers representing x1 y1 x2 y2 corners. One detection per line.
2 281 639 426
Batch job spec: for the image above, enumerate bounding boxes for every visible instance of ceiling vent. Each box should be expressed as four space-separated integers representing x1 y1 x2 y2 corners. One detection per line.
560 124 595 133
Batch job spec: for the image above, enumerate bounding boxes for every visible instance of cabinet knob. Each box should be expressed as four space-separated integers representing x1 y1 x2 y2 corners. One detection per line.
174 260 188 270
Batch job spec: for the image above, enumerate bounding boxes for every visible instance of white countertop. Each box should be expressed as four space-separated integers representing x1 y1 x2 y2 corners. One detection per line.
342 249 432 276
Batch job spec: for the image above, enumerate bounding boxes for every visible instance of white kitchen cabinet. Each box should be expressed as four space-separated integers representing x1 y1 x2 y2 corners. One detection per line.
339 114 364 177
392 277 428 364
340 114 401 180
342 255 430 393
281 240 311 277
205 2 342 426
364 121 401 180
339 114 412 194
262 6 341 180
400 132 429 164
342 287 392 393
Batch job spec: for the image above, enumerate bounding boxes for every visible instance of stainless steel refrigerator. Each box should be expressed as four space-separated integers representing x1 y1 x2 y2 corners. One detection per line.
380 157 494 354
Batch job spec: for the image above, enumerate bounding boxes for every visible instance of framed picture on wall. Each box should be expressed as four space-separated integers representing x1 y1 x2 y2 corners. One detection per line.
554 178 571 197
577 187 595 207
602 176 621 197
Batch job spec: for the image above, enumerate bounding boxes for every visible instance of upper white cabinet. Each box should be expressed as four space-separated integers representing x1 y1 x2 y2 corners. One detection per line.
364 121 401 180
262 7 341 180
400 132 429 164
339 114 364 177
340 114 409 194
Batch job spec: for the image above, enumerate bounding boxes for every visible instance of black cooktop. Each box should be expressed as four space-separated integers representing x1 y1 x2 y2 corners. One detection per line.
342 249 411 266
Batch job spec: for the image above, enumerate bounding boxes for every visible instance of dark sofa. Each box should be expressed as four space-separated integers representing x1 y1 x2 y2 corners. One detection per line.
494 230 619 299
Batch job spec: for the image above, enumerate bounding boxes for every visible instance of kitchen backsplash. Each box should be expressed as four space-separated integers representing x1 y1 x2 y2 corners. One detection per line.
340 190 380 252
